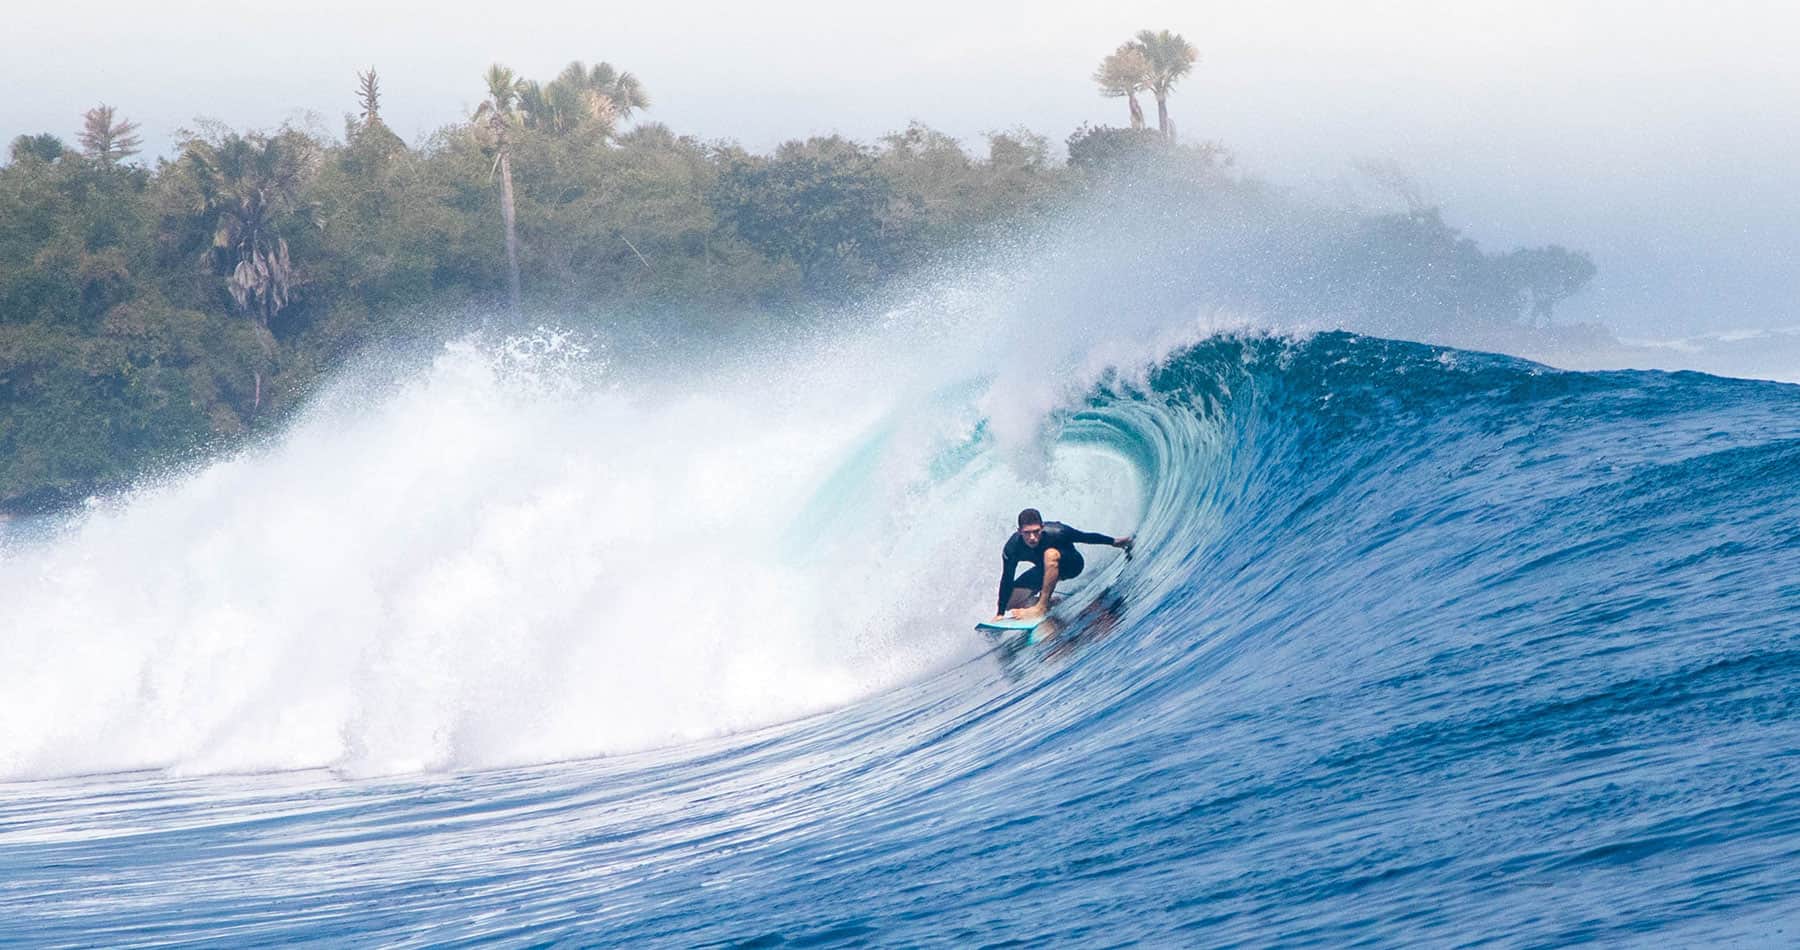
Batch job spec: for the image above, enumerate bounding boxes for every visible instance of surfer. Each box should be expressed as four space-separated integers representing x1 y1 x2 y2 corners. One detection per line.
994 508 1133 621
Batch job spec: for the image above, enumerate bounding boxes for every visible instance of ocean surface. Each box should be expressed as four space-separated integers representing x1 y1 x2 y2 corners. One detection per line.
3 329 1798 946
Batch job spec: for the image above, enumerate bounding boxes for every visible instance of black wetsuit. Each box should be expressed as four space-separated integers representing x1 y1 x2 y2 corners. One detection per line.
996 521 1116 613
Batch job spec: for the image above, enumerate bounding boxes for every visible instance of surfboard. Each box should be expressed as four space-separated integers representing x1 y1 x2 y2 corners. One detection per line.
976 615 1049 632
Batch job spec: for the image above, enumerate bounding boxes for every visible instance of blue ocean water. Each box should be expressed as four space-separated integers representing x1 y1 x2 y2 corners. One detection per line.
3 332 1798 946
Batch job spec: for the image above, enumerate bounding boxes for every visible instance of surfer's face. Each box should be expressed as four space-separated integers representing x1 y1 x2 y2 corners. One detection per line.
1020 524 1044 547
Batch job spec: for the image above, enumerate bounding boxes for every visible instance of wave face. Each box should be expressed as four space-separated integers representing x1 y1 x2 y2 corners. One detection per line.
4 331 1799 945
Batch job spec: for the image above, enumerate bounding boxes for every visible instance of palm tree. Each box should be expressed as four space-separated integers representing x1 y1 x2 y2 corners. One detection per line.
1093 45 1151 130
1133 29 1199 140
515 80 558 132
589 62 650 122
549 64 601 132
176 131 311 327
536 61 651 137
355 68 383 126
79 105 143 166
474 64 526 316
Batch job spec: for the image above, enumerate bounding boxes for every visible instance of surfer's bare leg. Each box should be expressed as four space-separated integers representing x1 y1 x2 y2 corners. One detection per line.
1014 549 1060 619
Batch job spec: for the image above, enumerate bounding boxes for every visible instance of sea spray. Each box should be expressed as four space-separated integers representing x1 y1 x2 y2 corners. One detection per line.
0 325 1145 780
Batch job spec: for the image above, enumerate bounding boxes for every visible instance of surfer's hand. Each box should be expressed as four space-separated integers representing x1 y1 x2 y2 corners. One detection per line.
1115 536 1134 551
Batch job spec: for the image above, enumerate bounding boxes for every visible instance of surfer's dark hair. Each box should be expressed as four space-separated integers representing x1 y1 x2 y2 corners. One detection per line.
1018 508 1043 528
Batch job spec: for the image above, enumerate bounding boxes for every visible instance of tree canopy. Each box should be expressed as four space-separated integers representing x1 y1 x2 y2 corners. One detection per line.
0 58 1597 512
1094 30 1199 140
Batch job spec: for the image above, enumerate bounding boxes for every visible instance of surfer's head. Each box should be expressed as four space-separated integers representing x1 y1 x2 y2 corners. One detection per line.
1018 508 1044 547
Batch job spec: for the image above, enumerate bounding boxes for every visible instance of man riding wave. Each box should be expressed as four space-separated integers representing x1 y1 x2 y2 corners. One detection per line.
995 508 1133 621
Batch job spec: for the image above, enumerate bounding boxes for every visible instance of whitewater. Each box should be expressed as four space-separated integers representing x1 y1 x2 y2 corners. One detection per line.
4 234 1800 943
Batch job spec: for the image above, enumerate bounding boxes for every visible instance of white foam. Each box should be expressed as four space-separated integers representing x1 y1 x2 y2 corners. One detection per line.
0 326 1145 781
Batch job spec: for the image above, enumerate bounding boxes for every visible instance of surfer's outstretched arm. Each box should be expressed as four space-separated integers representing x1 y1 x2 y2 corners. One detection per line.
1067 527 1133 552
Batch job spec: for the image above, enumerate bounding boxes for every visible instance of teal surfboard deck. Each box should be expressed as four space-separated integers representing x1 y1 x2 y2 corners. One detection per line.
976 615 1048 632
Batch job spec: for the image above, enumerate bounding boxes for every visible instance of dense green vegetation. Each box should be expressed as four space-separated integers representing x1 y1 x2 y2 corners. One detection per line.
0 51 1595 512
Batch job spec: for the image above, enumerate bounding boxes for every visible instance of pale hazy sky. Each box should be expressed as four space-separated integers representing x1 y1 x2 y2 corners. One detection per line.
7 0 1797 334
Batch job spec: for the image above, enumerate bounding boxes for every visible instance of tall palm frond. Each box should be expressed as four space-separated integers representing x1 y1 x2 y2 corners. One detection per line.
542 60 650 132
178 131 312 326
555 61 591 100
79 104 143 166
1093 45 1151 130
548 79 589 132
603 70 649 120
475 64 529 144
479 64 524 117
1133 29 1199 139
474 64 526 317
516 80 554 131
356 69 382 125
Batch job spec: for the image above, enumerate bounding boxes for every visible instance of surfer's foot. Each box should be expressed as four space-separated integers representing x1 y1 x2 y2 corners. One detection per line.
1011 605 1049 621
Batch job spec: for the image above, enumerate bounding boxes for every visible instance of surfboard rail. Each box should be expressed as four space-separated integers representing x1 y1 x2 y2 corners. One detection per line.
975 615 1048 632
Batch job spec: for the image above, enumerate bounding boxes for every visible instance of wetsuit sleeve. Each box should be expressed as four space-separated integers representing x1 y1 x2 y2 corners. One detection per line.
1066 526 1116 546
997 556 1017 614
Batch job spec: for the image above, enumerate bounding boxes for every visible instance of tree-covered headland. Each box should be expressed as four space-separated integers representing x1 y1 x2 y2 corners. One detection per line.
0 32 1596 512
